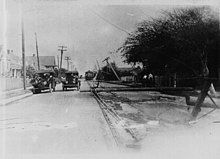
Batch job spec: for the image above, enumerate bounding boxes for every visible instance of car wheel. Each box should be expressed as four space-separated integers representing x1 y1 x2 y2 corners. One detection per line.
32 89 36 94
35 89 41 94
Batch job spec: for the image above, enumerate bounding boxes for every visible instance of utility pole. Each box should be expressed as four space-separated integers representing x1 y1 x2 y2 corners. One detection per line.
35 32 40 70
95 60 101 87
69 61 74 71
58 46 67 69
102 57 120 81
21 6 26 90
57 55 59 68
71 63 75 71
65 56 71 70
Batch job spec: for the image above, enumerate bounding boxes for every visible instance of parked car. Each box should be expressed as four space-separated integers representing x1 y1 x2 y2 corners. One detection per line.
61 71 80 91
30 70 56 94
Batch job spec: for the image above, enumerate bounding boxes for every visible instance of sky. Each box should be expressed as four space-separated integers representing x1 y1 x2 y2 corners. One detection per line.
1 0 219 74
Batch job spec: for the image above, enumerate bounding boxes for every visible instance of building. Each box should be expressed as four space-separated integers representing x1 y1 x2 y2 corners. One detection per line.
26 55 57 70
0 45 22 78
117 67 141 82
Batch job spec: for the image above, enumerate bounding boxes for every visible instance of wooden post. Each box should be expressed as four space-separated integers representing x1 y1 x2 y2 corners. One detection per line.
65 56 71 70
191 80 211 118
21 11 26 90
35 32 40 70
58 46 67 69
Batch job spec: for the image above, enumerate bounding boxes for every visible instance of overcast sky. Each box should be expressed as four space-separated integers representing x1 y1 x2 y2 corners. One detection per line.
1 0 219 73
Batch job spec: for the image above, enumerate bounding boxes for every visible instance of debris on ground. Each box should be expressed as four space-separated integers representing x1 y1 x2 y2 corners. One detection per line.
98 91 193 144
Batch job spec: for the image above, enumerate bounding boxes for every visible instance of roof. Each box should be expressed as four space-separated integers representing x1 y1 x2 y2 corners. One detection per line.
35 70 55 74
85 70 94 73
117 67 142 76
117 67 134 72
65 71 79 74
0 45 2 53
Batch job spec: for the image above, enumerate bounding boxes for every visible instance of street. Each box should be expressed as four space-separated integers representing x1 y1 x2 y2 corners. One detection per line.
1 81 220 159
0 81 117 158
1 2 219 159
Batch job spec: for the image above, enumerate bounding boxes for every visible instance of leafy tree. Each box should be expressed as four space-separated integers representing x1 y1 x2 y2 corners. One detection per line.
119 7 219 80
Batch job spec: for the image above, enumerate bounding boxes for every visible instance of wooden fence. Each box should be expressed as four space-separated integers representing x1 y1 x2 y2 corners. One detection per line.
0 77 31 91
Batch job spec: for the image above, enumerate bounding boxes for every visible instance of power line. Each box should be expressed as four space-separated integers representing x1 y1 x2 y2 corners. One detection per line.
89 9 132 35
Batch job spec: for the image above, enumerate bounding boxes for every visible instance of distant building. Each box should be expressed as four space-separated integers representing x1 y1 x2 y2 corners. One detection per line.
26 55 57 70
117 67 141 82
0 45 22 77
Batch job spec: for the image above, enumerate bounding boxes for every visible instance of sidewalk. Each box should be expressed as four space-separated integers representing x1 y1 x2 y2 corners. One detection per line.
0 86 33 106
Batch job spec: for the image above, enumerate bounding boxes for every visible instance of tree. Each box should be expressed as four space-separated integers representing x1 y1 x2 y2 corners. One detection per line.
118 7 219 118
119 7 219 78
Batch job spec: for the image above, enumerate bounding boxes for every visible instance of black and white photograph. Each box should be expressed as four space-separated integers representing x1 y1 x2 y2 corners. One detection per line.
0 0 220 158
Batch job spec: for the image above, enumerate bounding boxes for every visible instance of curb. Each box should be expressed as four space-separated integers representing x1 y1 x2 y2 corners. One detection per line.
1 86 33 93
0 92 33 106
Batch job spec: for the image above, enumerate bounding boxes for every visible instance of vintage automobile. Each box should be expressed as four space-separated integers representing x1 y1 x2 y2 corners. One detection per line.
85 70 96 80
30 70 56 94
61 71 80 91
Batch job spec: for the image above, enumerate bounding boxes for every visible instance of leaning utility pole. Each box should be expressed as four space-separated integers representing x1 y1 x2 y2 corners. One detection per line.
21 8 26 90
102 57 120 81
35 32 40 70
58 46 67 69
65 56 71 70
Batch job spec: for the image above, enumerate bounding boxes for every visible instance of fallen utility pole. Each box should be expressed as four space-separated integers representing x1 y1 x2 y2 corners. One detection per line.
80 86 194 93
191 80 211 118
35 32 40 70
58 46 67 69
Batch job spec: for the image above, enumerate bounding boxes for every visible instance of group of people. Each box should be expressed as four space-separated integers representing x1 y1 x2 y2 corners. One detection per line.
142 73 154 87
